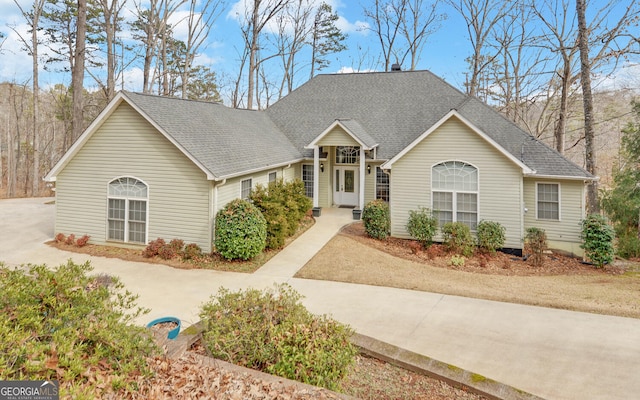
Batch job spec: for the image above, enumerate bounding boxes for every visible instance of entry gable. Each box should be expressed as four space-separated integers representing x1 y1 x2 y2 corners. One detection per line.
381 110 535 174
305 119 378 150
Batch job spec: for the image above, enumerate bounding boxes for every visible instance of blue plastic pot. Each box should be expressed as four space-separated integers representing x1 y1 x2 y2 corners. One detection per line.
147 316 181 340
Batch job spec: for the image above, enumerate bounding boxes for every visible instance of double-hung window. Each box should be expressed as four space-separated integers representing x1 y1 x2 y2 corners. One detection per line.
432 161 478 230
241 179 252 200
302 165 314 198
107 177 148 244
376 167 390 202
537 183 560 220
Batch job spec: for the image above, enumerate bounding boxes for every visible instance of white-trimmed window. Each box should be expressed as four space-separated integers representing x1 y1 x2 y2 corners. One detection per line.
537 183 560 220
376 167 390 202
268 171 277 183
432 161 478 230
107 177 148 244
302 164 314 198
241 178 252 200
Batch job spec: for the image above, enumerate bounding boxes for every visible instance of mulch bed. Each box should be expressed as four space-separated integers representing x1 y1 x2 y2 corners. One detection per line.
340 222 627 276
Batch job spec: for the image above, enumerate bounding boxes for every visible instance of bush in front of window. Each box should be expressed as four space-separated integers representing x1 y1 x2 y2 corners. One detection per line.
249 179 312 250
441 222 475 257
406 207 438 248
214 199 267 260
362 199 390 240
524 227 547 267
476 220 506 254
581 214 615 268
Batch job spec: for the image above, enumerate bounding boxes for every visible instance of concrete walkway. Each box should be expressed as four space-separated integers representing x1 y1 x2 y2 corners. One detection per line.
2 197 640 400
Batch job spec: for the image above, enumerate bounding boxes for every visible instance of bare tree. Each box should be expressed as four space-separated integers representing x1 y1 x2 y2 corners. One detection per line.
179 0 225 99
576 0 597 212
132 0 186 93
13 0 47 195
398 0 446 70
235 0 292 109
447 0 514 97
363 0 406 71
274 0 313 98
95 0 128 101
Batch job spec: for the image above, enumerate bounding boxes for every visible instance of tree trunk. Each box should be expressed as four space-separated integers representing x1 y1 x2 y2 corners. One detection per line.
32 7 41 196
72 0 87 142
576 0 598 213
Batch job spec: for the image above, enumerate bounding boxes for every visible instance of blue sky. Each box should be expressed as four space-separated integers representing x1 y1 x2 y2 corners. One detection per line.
0 0 637 97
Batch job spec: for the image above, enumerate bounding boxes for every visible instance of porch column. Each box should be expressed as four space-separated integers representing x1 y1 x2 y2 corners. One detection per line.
359 147 365 210
313 146 320 208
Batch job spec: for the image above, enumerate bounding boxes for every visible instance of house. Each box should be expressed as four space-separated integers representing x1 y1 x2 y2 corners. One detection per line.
45 70 595 255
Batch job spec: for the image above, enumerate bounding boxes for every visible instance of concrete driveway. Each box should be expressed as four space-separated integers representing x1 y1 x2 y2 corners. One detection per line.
2 197 640 400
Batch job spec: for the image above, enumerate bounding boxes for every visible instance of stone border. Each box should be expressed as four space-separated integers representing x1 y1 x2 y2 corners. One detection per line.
352 333 544 400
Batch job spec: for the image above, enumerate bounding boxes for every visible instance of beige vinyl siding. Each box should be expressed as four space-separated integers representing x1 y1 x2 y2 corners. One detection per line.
523 178 585 256
390 117 523 249
317 127 359 147
364 162 383 204
55 102 213 251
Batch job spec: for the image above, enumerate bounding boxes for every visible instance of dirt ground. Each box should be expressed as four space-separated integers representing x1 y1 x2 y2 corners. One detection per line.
296 222 640 319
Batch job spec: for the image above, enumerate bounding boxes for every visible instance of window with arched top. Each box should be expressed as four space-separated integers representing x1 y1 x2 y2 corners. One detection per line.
107 177 148 243
432 161 478 230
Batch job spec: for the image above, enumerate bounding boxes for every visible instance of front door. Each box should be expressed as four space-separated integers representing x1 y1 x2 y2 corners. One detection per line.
333 166 359 206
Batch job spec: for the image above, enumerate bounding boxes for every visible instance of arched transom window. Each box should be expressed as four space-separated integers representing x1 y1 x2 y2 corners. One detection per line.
107 177 148 243
432 161 478 230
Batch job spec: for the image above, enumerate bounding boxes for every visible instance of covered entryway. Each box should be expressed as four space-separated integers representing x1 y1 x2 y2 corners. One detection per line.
305 119 379 215
333 166 359 207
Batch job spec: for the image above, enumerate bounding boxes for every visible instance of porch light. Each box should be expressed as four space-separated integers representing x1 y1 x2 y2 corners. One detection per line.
367 164 371 174
320 163 324 173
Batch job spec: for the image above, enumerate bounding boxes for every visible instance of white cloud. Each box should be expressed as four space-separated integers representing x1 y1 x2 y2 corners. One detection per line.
593 63 640 92
335 66 375 74
335 16 369 35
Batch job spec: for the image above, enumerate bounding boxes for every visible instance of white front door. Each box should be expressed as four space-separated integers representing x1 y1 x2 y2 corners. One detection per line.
333 166 359 206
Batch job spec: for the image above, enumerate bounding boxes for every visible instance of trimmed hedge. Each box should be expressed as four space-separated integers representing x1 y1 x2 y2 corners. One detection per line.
441 222 475 257
214 199 267 260
362 199 390 240
476 220 506 254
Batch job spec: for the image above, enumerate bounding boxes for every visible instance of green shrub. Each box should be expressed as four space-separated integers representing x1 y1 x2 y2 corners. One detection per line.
250 179 312 249
199 284 357 391
525 227 547 267
406 207 438 248
615 233 640 259
362 199 390 240
581 214 615 268
441 222 475 257
214 199 267 260
476 220 506 254
0 261 157 396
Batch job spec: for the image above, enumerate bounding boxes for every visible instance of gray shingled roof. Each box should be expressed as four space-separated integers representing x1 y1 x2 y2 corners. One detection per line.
123 92 302 179
266 70 594 179
123 70 592 181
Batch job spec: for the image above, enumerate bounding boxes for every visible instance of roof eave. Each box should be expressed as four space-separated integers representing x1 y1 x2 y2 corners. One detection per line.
524 173 598 181
215 158 306 181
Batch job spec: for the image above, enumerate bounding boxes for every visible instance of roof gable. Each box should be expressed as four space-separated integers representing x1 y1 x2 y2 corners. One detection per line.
382 110 534 173
306 119 378 150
